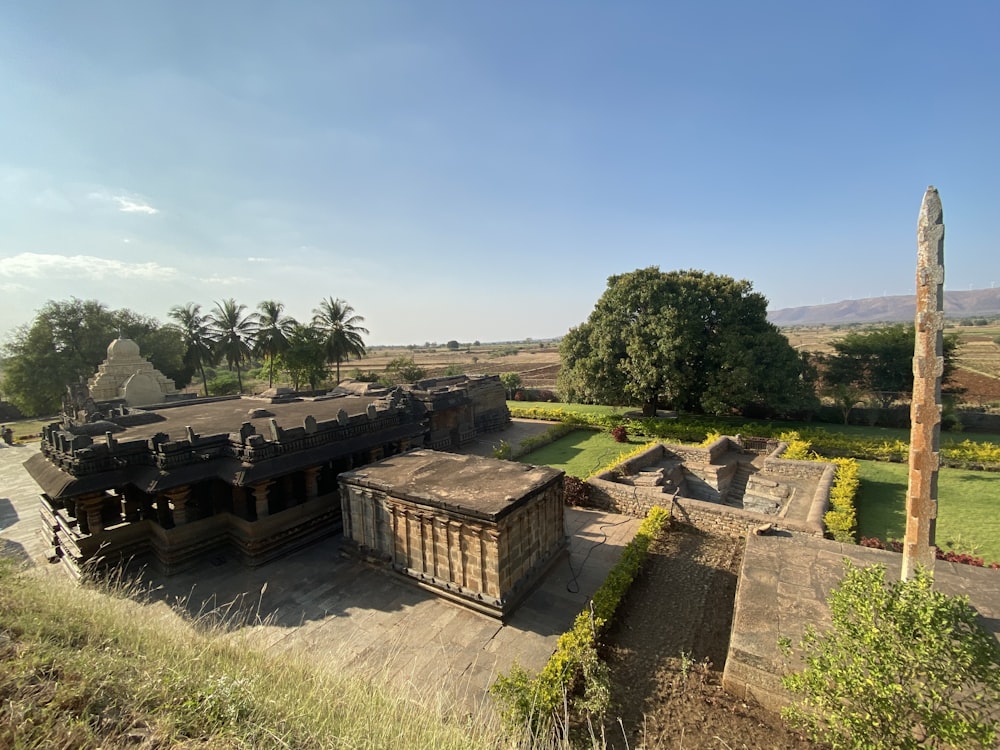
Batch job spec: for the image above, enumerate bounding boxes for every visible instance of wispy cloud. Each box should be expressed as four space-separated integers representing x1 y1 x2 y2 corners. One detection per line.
204 274 249 285
246 256 273 263
0 253 178 281
114 196 159 214
88 190 160 215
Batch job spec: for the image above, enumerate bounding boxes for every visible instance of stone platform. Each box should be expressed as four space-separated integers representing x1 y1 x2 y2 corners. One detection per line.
724 531 1000 712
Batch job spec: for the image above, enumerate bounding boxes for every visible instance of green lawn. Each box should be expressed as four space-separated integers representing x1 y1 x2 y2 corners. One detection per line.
519 429 649 478
857 460 1000 564
517 422 1000 564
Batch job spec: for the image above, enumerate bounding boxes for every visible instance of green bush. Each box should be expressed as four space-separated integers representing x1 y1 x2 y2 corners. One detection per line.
491 506 671 728
508 406 1000 470
782 562 1000 749
207 370 241 396
825 458 859 542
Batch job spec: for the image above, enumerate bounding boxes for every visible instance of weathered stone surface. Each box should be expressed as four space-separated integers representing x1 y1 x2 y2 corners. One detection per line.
903 186 944 579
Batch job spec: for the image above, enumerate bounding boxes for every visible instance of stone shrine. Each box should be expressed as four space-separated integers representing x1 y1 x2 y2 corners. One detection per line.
339 449 566 618
88 338 178 407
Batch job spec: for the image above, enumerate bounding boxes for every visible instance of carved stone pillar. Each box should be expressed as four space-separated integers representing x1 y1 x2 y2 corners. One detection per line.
76 492 107 536
303 466 321 500
232 486 248 519
482 528 501 599
251 481 273 519
164 486 194 525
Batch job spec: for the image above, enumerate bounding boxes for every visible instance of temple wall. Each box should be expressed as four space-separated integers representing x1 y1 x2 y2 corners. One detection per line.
340 480 565 616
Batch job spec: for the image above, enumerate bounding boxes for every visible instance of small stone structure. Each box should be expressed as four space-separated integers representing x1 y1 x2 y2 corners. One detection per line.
87 338 178 407
339 450 566 617
586 436 832 537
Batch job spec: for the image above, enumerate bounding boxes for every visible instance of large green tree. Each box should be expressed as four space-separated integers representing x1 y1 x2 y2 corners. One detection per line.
207 299 258 394
278 324 328 391
1 298 189 416
820 324 958 409
254 300 296 388
167 303 216 397
558 268 816 417
312 297 369 385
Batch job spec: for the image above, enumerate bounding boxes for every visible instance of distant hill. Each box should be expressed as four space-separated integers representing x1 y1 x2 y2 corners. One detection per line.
768 288 1000 327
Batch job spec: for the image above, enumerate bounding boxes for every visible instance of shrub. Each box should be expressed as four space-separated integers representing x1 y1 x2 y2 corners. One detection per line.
782 562 1000 749
207 371 241 396
825 457 859 543
491 506 671 728
610 425 628 443
563 476 589 506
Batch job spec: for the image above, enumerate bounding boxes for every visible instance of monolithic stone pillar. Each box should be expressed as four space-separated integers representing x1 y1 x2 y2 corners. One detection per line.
251 481 273 519
903 186 944 580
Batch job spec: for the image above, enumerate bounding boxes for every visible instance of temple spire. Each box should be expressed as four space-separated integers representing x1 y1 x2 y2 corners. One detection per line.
902 186 945 580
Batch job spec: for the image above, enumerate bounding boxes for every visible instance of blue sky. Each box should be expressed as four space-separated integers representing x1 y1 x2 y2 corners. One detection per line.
1 1 997 345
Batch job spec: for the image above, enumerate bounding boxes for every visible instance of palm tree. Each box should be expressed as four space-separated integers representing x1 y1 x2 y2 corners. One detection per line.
312 297 369 384
254 300 296 388
207 298 258 393
167 302 216 396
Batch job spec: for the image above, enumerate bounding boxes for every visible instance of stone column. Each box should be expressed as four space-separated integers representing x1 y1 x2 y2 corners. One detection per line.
903 186 944 580
164 486 194 525
251 481 273 519
482 528 501 599
76 492 107 535
232 486 248 519
303 466 321 500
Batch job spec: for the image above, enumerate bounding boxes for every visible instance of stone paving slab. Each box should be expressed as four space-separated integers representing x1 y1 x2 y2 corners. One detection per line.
0 440 641 714
724 530 1000 713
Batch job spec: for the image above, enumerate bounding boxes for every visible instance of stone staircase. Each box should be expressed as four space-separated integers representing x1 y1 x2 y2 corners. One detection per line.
725 463 756 505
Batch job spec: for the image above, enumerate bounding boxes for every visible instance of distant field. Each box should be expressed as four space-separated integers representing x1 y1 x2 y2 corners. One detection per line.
356 342 561 387
783 322 1000 407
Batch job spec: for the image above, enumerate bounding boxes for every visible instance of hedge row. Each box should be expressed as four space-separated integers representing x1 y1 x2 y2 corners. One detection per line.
490 506 671 728
508 407 1000 470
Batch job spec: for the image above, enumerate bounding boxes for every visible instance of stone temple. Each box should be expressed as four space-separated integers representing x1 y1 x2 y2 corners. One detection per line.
88 338 178 407
25 363 562 616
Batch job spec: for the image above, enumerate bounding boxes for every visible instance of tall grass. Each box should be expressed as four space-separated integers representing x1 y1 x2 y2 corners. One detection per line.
0 561 555 750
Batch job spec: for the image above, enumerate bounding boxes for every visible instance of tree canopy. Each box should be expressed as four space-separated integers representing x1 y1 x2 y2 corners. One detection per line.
819 324 958 409
558 268 816 417
312 297 369 385
1 299 190 416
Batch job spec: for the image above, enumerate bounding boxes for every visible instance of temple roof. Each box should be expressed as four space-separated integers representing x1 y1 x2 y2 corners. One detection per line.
340 449 563 522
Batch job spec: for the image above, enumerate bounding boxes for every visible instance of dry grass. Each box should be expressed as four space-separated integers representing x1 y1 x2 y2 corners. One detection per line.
0 561 583 750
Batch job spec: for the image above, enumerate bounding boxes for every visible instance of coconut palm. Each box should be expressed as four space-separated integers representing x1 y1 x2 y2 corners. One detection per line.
207 298 258 393
312 297 369 384
167 302 216 396
254 300 296 388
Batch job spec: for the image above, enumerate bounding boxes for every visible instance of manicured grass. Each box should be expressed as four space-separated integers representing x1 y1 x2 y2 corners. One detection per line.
511 401 630 416
857 460 1000 564
519 429 648 478
3 417 53 443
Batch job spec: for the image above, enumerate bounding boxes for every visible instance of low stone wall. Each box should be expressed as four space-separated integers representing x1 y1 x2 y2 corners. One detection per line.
586 477 825 537
585 437 830 537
